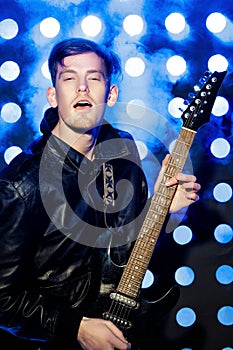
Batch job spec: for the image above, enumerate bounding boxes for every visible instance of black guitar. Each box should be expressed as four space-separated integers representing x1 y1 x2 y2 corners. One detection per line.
97 70 227 349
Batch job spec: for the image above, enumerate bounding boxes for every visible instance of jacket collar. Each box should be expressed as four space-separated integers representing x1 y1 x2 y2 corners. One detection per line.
40 107 131 165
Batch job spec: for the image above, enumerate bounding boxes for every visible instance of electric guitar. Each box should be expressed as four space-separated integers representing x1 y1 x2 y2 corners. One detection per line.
97 70 227 349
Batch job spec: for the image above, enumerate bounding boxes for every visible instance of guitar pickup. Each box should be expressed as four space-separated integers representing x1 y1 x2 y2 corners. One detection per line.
110 292 140 309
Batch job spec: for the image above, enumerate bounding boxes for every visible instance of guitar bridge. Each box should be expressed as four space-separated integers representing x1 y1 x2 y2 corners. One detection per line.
102 311 132 328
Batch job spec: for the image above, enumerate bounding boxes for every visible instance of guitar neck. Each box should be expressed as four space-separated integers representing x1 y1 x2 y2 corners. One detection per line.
116 127 196 298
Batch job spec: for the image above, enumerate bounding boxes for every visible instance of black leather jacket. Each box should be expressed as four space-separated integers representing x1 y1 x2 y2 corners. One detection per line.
0 107 148 349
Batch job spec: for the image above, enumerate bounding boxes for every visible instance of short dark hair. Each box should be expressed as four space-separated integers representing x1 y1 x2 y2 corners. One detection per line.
48 38 122 87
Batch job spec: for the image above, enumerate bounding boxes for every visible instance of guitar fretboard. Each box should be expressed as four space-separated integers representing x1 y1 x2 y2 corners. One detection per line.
117 127 196 298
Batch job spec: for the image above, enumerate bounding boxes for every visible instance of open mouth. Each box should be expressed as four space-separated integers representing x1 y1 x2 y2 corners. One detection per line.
73 100 92 109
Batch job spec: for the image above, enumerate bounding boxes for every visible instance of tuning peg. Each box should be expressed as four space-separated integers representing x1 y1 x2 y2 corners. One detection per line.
188 92 195 99
199 71 211 85
204 71 211 78
199 77 206 84
194 85 201 91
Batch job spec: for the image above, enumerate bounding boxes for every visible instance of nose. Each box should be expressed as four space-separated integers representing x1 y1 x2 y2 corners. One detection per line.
77 78 89 92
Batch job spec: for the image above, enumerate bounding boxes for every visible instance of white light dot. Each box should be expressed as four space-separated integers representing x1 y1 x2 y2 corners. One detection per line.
216 265 233 285
4 146 22 165
211 96 229 116
41 61 50 80
135 141 148 160
173 225 192 245
175 266 195 286
168 139 176 154
40 17 60 38
142 269 154 288
213 183 232 203
126 99 146 119
208 54 228 73
210 138 230 158
0 18 19 39
176 307 196 327
1 103 22 123
0 61 20 81
206 12 227 34
214 224 233 244
166 55 186 76
123 14 144 36
165 13 186 34
81 15 102 37
168 97 185 118
217 306 233 326
125 57 145 77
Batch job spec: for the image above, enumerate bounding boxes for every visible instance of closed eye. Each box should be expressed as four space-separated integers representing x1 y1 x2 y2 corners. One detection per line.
88 73 103 81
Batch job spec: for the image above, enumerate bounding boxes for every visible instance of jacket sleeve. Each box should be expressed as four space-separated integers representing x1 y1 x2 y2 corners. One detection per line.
0 180 82 347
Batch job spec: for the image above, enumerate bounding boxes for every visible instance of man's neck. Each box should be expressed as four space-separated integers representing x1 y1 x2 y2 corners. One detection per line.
52 125 97 160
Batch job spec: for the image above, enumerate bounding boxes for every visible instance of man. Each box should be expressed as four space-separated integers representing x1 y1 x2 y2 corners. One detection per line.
0 38 200 350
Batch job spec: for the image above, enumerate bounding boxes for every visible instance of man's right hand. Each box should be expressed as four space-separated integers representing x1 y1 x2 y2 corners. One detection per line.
77 317 131 350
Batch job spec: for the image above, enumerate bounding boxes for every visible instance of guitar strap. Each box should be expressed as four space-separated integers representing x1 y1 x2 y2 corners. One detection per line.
103 162 115 207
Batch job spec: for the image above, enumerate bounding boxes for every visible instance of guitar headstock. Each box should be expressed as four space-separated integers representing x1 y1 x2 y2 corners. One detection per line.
181 70 227 131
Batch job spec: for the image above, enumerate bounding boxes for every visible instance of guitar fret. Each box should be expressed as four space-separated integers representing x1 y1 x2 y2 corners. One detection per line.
132 253 152 262
167 158 183 171
136 252 153 260
165 164 181 176
121 278 143 290
152 198 174 208
119 285 140 297
137 236 156 246
118 272 145 293
123 266 146 275
152 195 174 208
143 216 163 226
140 228 161 238
142 218 164 228
121 270 146 282
119 268 145 281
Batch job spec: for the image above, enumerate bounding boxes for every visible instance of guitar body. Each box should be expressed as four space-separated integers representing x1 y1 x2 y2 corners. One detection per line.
87 255 180 350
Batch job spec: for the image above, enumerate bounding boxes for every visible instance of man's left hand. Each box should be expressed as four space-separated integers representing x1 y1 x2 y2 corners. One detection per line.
154 154 201 213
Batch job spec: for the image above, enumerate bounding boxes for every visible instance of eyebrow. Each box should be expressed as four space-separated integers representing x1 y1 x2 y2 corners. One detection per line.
58 69 107 80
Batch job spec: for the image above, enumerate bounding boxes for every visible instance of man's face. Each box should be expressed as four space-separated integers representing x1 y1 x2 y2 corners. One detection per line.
48 52 117 134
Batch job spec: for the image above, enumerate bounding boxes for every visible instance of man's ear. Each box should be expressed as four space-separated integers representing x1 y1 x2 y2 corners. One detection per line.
46 87 58 107
107 85 118 107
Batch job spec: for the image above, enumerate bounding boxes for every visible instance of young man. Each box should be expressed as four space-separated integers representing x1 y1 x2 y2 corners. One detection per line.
0 38 200 350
